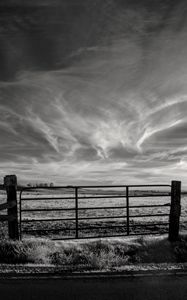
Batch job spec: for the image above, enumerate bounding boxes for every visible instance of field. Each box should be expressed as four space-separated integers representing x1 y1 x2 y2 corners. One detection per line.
0 186 187 239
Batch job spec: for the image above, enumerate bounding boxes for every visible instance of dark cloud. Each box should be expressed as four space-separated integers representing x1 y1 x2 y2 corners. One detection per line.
0 0 184 80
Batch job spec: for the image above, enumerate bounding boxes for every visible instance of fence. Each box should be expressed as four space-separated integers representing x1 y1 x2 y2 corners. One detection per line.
0 175 182 241
0 175 19 239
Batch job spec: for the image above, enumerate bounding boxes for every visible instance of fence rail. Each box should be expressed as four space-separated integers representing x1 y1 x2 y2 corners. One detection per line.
19 183 174 240
0 175 182 241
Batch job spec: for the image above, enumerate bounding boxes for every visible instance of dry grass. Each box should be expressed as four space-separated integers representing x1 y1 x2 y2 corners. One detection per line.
0 235 187 269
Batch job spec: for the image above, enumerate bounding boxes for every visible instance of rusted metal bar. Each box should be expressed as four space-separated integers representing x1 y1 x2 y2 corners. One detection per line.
21 203 170 212
21 213 169 223
21 196 76 201
126 186 130 235
22 206 127 212
22 208 76 212
129 204 170 208
22 223 169 233
78 206 127 210
79 225 126 230
21 218 76 222
21 194 171 201
75 187 79 239
128 194 170 198
78 216 127 220
75 184 171 188
130 213 169 218
19 190 22 240
129 222 169 227
21 184 171 190
22 228 75 232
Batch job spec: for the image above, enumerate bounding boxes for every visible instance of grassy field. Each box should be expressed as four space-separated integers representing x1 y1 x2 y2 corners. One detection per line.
0 187 187 239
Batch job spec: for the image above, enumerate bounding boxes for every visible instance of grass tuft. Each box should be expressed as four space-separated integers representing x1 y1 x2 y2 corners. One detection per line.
0 235 186 269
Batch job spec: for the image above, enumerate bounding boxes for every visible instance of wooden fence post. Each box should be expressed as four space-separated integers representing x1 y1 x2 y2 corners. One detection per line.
4 175 19 240
169 180 181 242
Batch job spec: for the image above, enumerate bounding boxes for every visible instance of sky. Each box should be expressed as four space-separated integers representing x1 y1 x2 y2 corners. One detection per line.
0 0 187 186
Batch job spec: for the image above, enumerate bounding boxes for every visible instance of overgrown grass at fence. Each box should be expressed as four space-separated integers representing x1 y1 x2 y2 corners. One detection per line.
0 235 186 269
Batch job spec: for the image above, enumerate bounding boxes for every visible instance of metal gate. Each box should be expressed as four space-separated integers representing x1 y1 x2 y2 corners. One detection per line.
19 184 172 240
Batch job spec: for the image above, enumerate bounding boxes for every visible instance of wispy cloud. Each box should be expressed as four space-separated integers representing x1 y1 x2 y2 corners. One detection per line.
0 1 187 186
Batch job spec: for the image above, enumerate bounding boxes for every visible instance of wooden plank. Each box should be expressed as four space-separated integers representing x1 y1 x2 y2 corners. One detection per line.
0 215 16 221
0 201 16 211
4 175 19 239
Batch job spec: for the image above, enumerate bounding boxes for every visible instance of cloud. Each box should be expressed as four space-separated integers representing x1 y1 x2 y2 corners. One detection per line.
0 1 187 186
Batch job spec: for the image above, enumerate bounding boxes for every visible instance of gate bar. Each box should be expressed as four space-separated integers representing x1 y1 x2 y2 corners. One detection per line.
126 186 130 235
75 187 79 239
19 190 22 240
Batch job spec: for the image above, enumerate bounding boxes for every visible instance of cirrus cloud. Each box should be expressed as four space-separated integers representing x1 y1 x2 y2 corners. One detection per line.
0 0 187 187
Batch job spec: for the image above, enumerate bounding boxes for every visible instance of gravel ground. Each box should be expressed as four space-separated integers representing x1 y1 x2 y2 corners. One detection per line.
0 262 187 276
